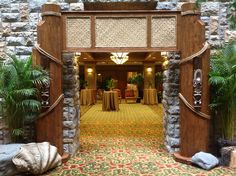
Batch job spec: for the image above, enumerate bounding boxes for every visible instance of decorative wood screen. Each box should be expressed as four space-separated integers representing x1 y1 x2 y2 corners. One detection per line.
95 17 147 47
63 11 179 52
66 17 91 48
151 16 176 47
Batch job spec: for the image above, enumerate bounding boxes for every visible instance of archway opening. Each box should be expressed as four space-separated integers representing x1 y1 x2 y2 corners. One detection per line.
61 50 180 155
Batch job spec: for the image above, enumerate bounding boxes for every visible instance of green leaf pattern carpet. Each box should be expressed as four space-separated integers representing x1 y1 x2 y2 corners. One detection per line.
45 104 236 175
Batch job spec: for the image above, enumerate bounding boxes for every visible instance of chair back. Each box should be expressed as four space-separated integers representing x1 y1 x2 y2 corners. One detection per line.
125 89 135 97
113 89 121 97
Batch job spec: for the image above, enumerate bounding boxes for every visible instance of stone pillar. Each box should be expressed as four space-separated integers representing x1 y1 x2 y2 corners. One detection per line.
143 63 155 89
162 52 180 153
84 63 96 89
62 52 80 156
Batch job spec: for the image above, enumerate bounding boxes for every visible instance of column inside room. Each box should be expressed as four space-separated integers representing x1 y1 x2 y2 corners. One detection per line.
144 63 155 89
84 63 97 89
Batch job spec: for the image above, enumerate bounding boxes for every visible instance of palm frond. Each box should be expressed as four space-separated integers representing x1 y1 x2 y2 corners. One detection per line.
19 99 41 112
209 76 226 85
33 76 50 88
13 88 37 99
12 128 24 136
195 0 207 8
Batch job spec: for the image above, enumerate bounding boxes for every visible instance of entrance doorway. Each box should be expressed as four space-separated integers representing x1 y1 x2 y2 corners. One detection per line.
77 51 180 152
35 3 211 163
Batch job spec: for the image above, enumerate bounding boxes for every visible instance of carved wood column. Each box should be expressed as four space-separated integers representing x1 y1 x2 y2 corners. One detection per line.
174 3 211 162
35 4 63 155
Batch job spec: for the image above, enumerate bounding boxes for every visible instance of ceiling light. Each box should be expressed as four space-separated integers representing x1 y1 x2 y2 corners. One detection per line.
87 68 93 73
147 67 152 72
110 52 129 65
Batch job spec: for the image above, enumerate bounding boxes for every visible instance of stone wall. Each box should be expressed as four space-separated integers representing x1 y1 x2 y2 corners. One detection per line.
62 53 80 155
201 1 231 49
0 0 84 59
162 53 180 153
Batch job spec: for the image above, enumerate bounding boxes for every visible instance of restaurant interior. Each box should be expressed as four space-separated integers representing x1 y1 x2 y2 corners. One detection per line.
78 51 168 111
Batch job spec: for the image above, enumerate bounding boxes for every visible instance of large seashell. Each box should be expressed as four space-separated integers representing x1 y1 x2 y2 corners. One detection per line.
12 142 62 175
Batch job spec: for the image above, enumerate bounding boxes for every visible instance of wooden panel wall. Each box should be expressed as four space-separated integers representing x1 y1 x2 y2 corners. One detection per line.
62 11 179 52
179 3 211 157
35 4 63 155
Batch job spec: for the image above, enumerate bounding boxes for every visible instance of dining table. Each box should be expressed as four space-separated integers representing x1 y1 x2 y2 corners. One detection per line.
143 88 157 105
102 91 119 111
80 89 96 106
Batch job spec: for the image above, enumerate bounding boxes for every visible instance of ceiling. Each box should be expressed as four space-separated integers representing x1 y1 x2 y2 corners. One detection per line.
79 52 165 65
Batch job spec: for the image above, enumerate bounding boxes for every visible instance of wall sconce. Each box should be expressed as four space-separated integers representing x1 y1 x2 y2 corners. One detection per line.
87 68 93 73
97 73 101 76
147 67 152 72
74 52 81 63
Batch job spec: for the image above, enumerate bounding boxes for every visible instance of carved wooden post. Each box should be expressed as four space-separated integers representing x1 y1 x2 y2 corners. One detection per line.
34 4 63 155
174 3 211 163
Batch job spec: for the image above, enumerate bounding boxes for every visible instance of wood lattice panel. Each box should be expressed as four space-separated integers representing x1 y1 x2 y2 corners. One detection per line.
95 17 147 48
66 17 91 48
151 16 176 47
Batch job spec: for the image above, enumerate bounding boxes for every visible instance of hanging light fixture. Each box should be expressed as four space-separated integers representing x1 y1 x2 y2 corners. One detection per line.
110 52 129 65
161 52 169 69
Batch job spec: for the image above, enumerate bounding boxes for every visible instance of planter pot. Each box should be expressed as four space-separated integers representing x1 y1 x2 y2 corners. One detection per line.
217 138 236 148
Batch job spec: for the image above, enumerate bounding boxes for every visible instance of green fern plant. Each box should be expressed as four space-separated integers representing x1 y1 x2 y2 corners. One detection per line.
133 73 144 86
229 0 236 29
0 55 49 142
209 40 236 140
195 0 207 8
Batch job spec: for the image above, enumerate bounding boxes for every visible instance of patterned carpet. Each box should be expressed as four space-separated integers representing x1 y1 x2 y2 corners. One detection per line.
45 103 236 176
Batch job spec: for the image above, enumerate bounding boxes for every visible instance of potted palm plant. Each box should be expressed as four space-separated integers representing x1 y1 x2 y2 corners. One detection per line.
106 78 118 90
0 55 49 142
209 40 236 142
133 73 144 102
